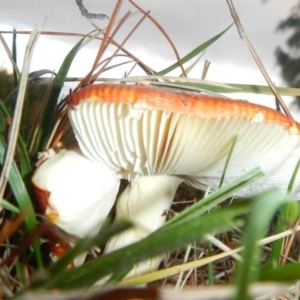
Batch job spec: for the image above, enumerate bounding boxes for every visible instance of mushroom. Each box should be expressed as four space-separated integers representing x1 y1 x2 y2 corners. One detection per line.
32 147 120 265
68 83 300 275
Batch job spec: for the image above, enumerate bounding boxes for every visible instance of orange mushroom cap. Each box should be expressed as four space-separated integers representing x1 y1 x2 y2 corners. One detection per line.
68 83 300 196
69 83 300 133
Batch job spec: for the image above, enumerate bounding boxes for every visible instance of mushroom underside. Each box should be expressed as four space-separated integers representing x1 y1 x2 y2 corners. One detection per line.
69 101 300 196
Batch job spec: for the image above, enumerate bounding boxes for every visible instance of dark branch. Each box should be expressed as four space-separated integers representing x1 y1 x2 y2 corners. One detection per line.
76 0 109 20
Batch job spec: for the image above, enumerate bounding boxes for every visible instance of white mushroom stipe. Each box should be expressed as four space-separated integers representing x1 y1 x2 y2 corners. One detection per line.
105 175 182 277
32 148 120 266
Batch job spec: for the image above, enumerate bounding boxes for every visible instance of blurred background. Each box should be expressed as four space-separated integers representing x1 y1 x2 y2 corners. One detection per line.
1 0 300 118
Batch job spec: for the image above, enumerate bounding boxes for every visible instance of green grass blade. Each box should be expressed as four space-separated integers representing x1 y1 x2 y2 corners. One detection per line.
104 60 134 73
233 190 292 300
0 101 31 177
48 220 133 277
156 24 233 75
15 132 32 177
207 241 214 285
287 157 300 194
21 70 56 143
219 135 238 188
45 203 248 289
12 28 18 86
152 79 300 96
164 167 264 229
260 262 300 282
275 97 281 112
0 135 42 268
15 261 27 284
227 83 300 96
179 54 203 77
35 38 85 151
269 157 300 267
0 199 21 214
104 76 300 97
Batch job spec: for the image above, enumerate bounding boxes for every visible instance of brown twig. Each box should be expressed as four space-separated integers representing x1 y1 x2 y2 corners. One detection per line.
0 223 47 269
0 213 27 245
279 218 300 266
90 11 150 82
201 60 211 80
90 11 137 82
0 30 155 75
225 0 294 121
80 0 123 87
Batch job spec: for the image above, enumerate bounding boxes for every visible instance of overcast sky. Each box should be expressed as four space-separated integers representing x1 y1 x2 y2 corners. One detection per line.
1 0 299 117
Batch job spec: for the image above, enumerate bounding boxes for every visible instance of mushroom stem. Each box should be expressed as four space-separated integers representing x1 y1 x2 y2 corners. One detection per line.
105 175 182 277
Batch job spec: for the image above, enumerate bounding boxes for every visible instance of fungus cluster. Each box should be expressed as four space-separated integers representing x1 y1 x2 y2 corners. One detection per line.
33 83 300 276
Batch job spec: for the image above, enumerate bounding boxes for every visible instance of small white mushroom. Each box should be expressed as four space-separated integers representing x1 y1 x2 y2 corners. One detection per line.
68 83 300 276
32 147 120 265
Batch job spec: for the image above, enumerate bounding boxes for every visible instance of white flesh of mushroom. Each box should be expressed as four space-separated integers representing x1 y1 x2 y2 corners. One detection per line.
106 175 182 276
32 148 120 265
69 101 300 195
69 96 300 275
